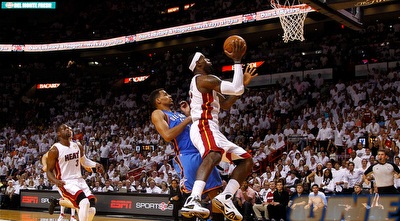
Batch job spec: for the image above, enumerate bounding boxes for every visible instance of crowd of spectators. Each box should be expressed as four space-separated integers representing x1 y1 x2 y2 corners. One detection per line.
0 12 399 220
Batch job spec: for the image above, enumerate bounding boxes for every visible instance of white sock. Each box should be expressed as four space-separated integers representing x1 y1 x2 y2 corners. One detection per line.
71 208 75 217
60 206 65 215
222 179 240 198
78 198 90 221
191 180 206 199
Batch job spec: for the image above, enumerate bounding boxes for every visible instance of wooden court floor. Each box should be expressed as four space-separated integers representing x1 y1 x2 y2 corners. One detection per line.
0 209 171 221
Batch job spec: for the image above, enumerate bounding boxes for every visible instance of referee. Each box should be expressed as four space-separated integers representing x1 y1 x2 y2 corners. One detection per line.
363 149 400 194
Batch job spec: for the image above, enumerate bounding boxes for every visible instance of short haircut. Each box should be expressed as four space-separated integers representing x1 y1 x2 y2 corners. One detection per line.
377 148 388 156
149 88 164 109
56 124 65 133
312 184 319 188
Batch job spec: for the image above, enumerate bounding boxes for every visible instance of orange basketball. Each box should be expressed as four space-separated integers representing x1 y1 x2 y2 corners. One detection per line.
223 35 247 58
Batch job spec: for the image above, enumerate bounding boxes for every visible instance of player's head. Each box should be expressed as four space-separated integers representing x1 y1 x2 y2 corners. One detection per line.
56 124 72 140
188 52 213 74
149 88 171 109
188 52 202 72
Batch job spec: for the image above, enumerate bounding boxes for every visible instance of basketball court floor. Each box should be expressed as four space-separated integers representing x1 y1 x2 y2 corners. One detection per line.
0 209 169 221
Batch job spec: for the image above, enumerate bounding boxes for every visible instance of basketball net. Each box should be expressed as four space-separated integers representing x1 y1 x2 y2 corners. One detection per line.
271 0 311 43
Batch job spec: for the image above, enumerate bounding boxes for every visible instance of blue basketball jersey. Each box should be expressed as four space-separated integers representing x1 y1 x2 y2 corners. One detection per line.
162 110 198 154
162 110 222 193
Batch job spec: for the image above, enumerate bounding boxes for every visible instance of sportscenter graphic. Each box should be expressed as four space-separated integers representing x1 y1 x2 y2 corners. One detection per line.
21 190 173 216
135 201 172 211
20 190 400 219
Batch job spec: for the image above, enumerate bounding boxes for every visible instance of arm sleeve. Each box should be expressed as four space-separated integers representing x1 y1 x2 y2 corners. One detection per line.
364 164 373 175
81 155 97 168
220 64 244 95
391 163 400 173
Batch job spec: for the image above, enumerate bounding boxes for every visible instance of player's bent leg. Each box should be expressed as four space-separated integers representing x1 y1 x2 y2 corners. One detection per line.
49 197 60 215
70 208 77 221
75 192 90 221
88 198 96 221
57 211 66 221
59 198 75 209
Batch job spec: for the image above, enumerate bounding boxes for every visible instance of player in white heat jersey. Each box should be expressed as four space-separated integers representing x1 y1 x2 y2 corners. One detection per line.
46 124 104 221
182 39 257 221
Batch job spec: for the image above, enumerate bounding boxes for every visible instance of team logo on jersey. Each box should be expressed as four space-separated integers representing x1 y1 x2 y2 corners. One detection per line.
64 151 79 161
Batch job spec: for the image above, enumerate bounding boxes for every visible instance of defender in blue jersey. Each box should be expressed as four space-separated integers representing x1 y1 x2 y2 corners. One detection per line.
150 88 223 220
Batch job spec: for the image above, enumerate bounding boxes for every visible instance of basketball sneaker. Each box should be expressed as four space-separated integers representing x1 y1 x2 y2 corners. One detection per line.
212 193 243 221
57 213 66 221
180 196 210 219
49 197 60 215
70 215 77 221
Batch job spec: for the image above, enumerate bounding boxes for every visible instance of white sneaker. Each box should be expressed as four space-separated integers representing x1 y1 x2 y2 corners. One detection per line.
57 214 66 221
212 193 243 221
180 196 210 219
70 215 77 221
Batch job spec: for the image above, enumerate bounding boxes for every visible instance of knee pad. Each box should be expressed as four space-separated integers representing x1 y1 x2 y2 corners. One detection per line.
76 192 87 205
79 198 90 209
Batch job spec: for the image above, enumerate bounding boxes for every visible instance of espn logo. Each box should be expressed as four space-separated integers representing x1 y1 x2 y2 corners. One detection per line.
110 200 132 209
21 196 39 204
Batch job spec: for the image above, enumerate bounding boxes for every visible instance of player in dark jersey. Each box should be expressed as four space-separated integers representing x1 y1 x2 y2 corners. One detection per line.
150 88 223 220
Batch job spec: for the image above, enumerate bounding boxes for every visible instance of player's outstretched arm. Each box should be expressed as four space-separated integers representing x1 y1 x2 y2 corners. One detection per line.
151 109 192 142
219 65 257 110
79 143 104 174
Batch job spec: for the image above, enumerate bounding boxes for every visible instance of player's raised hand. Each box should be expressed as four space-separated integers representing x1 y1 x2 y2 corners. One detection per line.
179 100 191 117
95 163 105 174
243 65 258 86
225 39 246 62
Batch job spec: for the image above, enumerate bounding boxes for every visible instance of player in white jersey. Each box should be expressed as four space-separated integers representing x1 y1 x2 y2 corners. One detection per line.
42 151 77 221
46 124 104 221
181 39 257 221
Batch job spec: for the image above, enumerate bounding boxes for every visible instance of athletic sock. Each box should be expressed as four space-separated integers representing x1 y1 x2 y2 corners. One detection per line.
222 179 240 198
190 180 206 200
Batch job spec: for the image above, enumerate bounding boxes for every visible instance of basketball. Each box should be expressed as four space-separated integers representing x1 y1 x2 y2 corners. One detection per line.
223 35 247 58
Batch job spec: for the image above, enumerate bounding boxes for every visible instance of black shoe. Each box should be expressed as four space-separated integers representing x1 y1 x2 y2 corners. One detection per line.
49 197 59 215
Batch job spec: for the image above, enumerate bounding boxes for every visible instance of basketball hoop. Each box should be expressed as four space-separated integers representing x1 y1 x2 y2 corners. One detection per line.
271 0 312 43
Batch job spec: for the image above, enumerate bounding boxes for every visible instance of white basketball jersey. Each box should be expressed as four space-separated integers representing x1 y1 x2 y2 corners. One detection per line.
54 142 82 181
189 74 220 124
